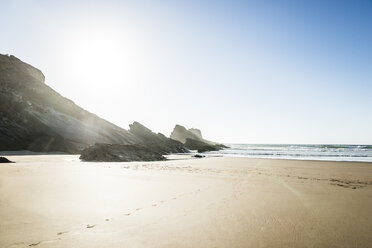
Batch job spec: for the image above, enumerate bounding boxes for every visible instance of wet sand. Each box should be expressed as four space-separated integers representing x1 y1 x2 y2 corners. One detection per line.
1 155 372 248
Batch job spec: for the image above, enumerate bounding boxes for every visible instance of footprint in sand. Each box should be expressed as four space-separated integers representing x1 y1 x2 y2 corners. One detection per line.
28 238 61 247
124 213 131 216
136 208 141 211
29 242 41 247
57 231 68 236
152 204 157 207
172 197 177 200
105 218 110 221
86 224 96 229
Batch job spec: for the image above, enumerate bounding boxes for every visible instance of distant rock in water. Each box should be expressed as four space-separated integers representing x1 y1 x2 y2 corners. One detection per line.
0 156 14 163
184 138 222 153
129 122 189 154
79 143 166 162
0 54 140 153
170 124 228 152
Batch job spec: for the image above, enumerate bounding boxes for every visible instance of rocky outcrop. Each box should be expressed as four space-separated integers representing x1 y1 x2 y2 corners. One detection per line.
0 54 223 158
79 143 166 162
0 156 14 163
189 128 203 139
170 124 228 152
129 122 189 154
184 138 222 153
0 54 140 153
170 125 201 144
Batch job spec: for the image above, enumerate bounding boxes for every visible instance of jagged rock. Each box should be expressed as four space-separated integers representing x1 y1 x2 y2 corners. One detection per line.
0 54 224 156
214 143 229 149
189 128 203 139
170 124 228 151
170 125 201 144
0 156 14 163
79 143 166 162
0 54 140 153
184 138 221 153
129 121 189 154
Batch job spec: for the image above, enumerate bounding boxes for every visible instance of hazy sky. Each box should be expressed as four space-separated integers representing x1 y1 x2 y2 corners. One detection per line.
1 0 371 144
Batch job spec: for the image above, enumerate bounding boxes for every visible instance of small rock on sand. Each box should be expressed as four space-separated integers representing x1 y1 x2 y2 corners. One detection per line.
193 154 205 158
0 157 14 163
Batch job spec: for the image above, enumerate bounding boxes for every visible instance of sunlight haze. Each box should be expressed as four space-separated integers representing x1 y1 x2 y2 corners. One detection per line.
1 0 371 144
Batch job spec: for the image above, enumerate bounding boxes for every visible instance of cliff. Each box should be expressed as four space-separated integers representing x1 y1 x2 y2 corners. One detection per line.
0 54 141 153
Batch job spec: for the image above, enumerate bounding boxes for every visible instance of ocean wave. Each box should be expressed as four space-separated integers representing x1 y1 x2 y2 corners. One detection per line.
204 144 372 162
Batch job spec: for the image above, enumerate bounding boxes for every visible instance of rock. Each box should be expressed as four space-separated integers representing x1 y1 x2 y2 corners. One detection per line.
193 154 205 158
214 143 229 149
79 143 166 162
170 124 228 151
0 156 14 163
184 138 221 153
170 125 201 144
129 121 189 154
188 128 203 139
0 54 224 156
0 54 140 153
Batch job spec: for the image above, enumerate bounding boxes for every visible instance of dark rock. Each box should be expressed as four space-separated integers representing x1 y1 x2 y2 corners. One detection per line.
0 54 140 153
215 143 229 149
0 54 224 156
79 143 166 162
184 138 221 153
0 156 14 163
129 121 189 154
193 154 205 158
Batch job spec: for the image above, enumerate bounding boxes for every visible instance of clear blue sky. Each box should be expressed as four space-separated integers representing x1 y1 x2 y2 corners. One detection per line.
1 0 371 144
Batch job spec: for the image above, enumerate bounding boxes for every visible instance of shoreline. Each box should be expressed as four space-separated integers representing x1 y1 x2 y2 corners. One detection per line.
203 155 372 164
2 150 372 164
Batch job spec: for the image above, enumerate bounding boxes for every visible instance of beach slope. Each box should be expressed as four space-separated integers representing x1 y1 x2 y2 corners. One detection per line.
1 156 371 248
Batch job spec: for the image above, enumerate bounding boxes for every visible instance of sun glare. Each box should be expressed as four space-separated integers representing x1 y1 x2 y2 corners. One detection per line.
61 24 149 112
69 29 124 83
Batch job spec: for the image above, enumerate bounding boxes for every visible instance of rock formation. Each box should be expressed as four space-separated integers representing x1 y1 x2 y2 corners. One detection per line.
184 138 222 153
170 125 201 144
0 53 222 159
189 128 203 139
0 54 141 153
170 124 228 152
129 121 188 154
79 143 166 162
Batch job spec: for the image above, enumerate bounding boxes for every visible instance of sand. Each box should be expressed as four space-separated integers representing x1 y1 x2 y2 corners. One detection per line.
0 155 372 248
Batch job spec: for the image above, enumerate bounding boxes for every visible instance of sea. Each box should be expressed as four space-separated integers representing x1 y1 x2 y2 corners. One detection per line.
203 144 372 162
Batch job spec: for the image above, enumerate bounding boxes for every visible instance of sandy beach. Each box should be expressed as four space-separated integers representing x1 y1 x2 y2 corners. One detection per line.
1 155 372 248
